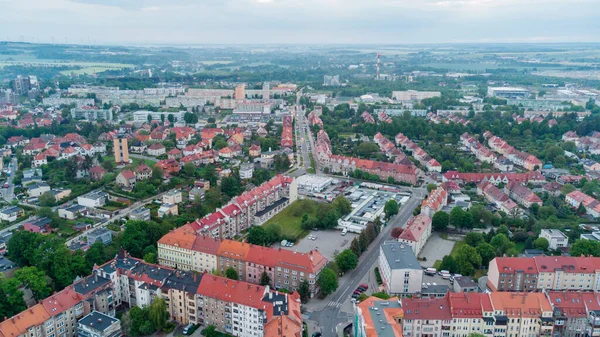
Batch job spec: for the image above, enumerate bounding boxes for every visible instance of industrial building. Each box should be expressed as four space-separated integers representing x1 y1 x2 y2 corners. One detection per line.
337 187 409 232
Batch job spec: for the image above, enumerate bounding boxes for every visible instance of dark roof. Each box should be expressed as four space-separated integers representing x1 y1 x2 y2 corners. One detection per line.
73 274 111 295
262 292 289 317
255 197 289 217
78 311 119 332
162 271 202 292
380 241 421 270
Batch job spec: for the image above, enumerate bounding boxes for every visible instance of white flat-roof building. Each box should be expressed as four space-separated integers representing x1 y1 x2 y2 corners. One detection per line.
379 241 423 295
132 110 185 125
487 87 530 99
539 229 568 250
297 174 333 193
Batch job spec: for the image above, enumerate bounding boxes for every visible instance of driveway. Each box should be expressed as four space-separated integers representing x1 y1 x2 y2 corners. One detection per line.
418 232 456 268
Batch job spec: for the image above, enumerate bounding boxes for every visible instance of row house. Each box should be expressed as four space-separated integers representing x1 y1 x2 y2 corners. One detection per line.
487 133 542 171
421 186 448 217
478 182 521 216
488 256 600 292
0 249 302 337
158 229 327 298
396 132 441 172
361 111 375 123
377 110 392 123
361 292 553 337
280 115 293 149
566 191 600 218
307 110 323 128
443 171 546 186
547 291 600 337
506 182 543 209
317 130 417 184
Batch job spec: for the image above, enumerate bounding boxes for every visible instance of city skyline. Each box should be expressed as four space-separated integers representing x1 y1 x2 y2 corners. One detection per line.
1 0 599 45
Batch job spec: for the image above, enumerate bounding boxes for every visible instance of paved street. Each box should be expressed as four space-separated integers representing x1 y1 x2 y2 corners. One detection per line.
308 193 423 337
2 157 18 202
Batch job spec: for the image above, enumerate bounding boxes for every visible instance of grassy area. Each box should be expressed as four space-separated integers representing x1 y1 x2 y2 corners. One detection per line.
104 155 157 168
449 241 467 259
263 199 321 241
433 260 442 269
515 242 526 253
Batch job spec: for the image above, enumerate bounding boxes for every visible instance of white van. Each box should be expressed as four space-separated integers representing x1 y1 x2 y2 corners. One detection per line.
425 268 437 276
341 228 348 236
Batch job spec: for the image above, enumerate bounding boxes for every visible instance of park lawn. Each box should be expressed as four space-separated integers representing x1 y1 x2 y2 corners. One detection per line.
56 220 78 236
433 260 441 269
449 241 467 259
515 242 526 252
263 200 319 241
104 155 157 168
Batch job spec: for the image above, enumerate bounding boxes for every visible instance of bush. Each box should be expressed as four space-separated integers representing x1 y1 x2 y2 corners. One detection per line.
374 267 383 285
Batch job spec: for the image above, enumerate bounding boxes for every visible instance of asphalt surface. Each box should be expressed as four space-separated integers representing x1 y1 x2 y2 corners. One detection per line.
312 190 424 336
2 157 18 202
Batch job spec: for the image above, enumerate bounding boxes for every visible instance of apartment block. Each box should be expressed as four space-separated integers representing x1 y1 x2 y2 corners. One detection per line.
488 256 600 292
378 241 423 295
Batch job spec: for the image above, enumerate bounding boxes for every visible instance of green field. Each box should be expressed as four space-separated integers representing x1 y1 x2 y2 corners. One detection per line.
263 199 321 241
104 155 157 168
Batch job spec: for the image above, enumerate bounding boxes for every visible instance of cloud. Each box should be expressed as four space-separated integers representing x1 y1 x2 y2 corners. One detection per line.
0 0 598 44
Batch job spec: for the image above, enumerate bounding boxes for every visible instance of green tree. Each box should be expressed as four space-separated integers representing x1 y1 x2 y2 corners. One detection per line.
183 163 195 177
350 237 362 257
260 271 271 286
465 232 485 247
14 266 52 300
298 280 310 303
38 191 56 207
490 233 515 256
533 237 550 251
202 326 218 337
455 245 482 273
225 267 239 280
476 243 496 267
1 278 26 316
372 292 391 300
439 255 458 274
570 239 600 257
317 268 338 296
152 166 164 181
334 249 358 273
247 226 268 246
84 241 107 269
148 297 169 331
144 252 157 264
333 196 352 215
384 199 399 219
432 211 450 231
426 183 437 193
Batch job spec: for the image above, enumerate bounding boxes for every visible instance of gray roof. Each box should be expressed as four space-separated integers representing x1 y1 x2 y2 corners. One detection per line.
421 284 450 295
78 311 119 332
455 276 478 288
380 241 421 270
0 256 16 271
366 298 403 337
0 206 22 215
26 182 49 190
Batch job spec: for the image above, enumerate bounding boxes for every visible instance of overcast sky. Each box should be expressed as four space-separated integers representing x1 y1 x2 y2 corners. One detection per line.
1 0 599 45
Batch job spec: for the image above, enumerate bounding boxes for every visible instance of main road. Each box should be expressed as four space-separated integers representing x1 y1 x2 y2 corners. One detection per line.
312 189 425 337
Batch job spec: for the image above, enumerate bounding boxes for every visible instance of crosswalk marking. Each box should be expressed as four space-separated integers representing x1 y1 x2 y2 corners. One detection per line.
327 301 342 308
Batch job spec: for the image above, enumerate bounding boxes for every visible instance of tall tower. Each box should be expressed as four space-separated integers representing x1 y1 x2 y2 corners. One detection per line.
234 84 246 100
263 82 270 99
113 136 129 165
376 54 381 80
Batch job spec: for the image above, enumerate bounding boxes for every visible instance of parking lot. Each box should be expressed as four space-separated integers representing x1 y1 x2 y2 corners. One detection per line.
290 229 358 261
418 232 457 268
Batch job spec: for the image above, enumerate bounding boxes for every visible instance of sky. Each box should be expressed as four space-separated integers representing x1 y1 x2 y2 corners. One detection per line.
1 0 599 45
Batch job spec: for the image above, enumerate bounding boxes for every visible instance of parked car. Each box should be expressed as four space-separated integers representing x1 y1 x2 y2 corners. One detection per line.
359 283 369 289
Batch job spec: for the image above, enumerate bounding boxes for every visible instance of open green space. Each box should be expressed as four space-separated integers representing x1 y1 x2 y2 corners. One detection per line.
263 199 320 241
104 155 157 168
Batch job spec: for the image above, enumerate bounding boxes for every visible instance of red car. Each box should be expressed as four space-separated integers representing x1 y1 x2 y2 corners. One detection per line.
359 284 369 290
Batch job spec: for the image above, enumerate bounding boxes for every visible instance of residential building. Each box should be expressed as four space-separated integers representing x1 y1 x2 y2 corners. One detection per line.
147 143 166 156
353 296 404 337
77 311 121 337
23 217 52 233
158 203 178 217
401 296 453 337
89 166 106 181
392 90 441 101
234 84 246 99
58 204 87 220
397 214 432 256
113 136 129 165
77 191 108 208
163 189 183 204
87 228 113 245
488 256 600 292
158 226 326 297
26 181 50 197
378 241 423 295
0 206 23 222
71 106 113 121
129 207 151 221
566 190 600 218
134 164 152 180
116 169 136 189
453 276 479 293
506 182 543 208
443 170 546 186
478 182 521 215
421 186 447 217
132 110 184 125
239 163 254 180
539 229 569 250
